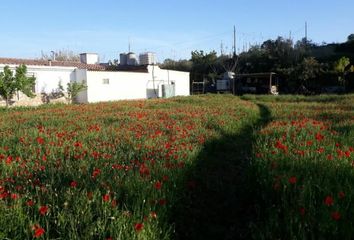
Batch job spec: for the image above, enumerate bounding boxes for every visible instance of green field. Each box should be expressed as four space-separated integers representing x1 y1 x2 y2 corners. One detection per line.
0 94 353 239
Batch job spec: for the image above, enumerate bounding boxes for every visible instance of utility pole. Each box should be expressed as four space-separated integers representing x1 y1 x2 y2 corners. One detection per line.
233 25 236 57
305 21 308 42
220 41 224 56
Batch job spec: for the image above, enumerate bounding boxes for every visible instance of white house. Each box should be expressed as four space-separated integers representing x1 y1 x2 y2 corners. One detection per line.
0 53 190 106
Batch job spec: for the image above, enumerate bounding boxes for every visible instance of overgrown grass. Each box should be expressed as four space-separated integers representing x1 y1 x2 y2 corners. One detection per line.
0 95 257 239
0 94 353 239
248 94 354 239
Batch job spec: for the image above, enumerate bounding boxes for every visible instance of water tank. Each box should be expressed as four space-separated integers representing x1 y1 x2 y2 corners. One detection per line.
127 52 138 66
139 52 156 65
119 53 127 65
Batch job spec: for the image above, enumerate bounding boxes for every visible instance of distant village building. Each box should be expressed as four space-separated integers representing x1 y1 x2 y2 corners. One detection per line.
0 53 190 106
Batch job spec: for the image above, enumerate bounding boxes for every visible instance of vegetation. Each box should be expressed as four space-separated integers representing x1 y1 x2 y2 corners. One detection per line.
0 65 36 107
161 34 354 93
66 82 87 104
0 94 353 239
40 49 80 62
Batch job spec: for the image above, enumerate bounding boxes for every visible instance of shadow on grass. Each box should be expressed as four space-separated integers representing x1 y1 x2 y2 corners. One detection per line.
172 104 271 240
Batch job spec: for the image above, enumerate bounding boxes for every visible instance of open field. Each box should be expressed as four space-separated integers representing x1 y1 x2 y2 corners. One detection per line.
0 94 353 239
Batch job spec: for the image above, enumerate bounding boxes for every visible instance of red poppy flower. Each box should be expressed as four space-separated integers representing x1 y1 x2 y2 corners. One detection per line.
27 200 35 207
5 156 13 165
74 141 83 148
275 140 288 152
299 207 305 216
33 225 45 238
39 205 48 215
70 181 78 188
10 193 19 200
134 222 144 232
92 168 101 178
154 181 162 190
315 132 324 141
36 137 45 145
158 199 167 206
324 196 334 206
339 191 345 199
139 164 150 177
331 211 341 221
288 176 297 184
102 194 110 202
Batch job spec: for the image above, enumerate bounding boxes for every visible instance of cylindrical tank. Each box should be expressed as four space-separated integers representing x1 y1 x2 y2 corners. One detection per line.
127 52 138 66
119 53 127 65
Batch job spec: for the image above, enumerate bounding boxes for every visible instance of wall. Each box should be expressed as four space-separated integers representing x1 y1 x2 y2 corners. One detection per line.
147 65 190 96
0 64 76 94
85 71 150 103
74 69 88 103
83 67 190 103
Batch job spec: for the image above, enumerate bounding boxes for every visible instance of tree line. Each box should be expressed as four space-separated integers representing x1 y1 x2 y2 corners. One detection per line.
160 34 354 93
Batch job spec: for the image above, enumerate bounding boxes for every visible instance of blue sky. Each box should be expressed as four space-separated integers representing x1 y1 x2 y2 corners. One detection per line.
0 0 353 62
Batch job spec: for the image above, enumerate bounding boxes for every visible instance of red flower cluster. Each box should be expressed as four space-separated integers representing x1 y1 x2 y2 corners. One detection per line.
324 196 334 206
33 224 45 238
39 205 49 215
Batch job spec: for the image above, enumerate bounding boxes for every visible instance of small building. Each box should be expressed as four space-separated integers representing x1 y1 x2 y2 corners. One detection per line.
0 53 190 106
235 72 279 95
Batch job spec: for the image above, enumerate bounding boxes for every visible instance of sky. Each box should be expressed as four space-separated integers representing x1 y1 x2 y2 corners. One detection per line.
0 0 353 62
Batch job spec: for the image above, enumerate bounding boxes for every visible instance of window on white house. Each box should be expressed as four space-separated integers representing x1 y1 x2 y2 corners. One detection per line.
102 78 110 85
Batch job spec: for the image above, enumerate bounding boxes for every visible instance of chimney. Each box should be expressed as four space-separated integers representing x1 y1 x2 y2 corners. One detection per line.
80 53 99 64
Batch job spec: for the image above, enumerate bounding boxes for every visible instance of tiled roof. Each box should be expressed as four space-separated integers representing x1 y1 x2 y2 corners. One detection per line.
0 58 108 71
105 65 149 73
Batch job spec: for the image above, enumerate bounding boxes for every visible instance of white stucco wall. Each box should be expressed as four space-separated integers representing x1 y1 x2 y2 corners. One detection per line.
74 69 88 103
148 66 190 96
85 71 151 103
0 64 75 94
80 66 190 103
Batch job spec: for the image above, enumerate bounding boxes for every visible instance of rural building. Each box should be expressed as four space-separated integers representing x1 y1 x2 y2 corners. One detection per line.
0 53 190 106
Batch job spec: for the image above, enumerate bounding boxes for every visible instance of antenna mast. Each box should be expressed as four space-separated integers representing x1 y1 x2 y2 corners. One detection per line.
233 25 236 57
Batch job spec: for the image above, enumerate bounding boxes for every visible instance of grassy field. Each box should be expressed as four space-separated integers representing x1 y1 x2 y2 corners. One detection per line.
0 94 353 239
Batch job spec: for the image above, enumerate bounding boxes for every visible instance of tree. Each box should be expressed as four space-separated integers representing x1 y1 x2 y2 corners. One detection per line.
66 82 87 104
160 59 192 72
0 65 36 107
334 56 353 87
40 49 80 62
347 34 354 42
295 57 322 92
